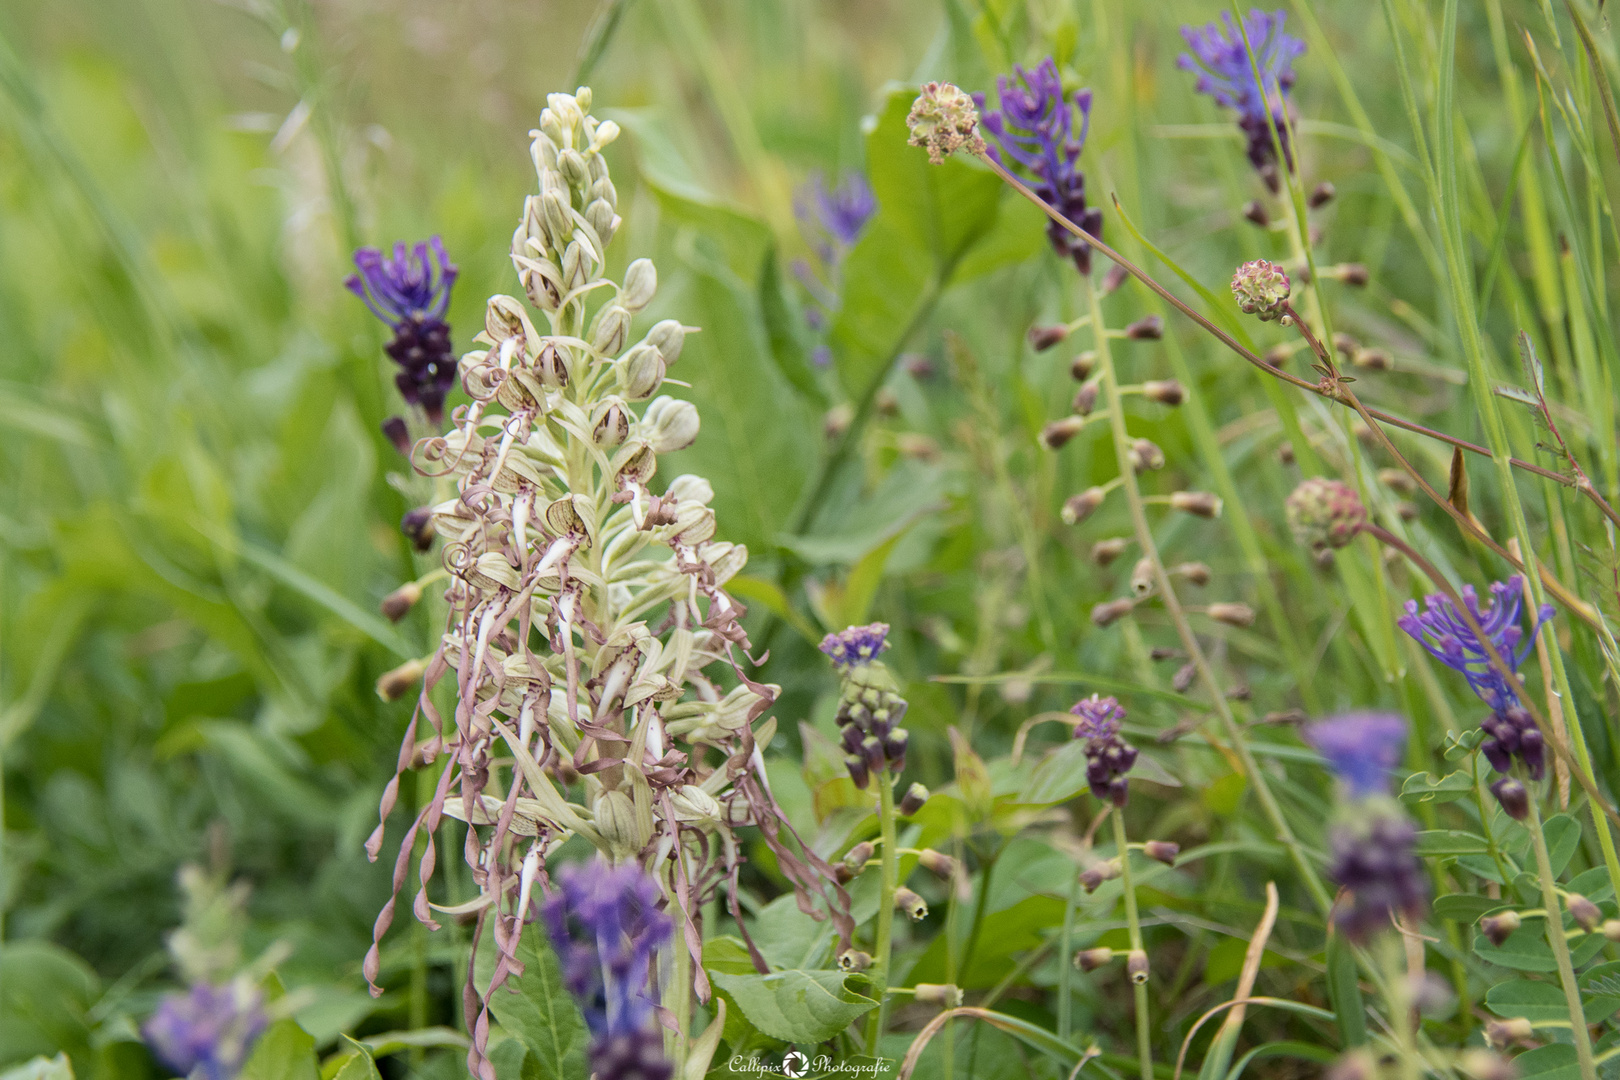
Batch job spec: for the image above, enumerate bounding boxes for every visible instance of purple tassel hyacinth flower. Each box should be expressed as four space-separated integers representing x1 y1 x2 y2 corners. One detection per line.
1397 575 1553 713
1307 713 1429 941
541 858 674 1080
1304 712 1406 798
142 982 268 1080
794 172 876 367
1398 575 1554 810
823 623 909 786
1178 10 1305 190
346 237 459 425
977 58 1102 273
1072 694 1137 806
1328 815 1429 942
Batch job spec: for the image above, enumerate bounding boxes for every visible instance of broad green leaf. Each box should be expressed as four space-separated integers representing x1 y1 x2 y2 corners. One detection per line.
1512 1044 1581 1080
1474 920 1557 972
829 88 1002 401
330 1038 383 1080
1326 932 1365 1047
1433 894 1500 923
0 941 98 1066
708 970 876 1044
240 1018 320 1080
658 243 817 556
1414 830 1490 856
486 932 590 1080
1486 979 1574 1023
1021 741 1091 806
1543 814 1581 877
1224 1042 1338 1080
1399 770 1474 804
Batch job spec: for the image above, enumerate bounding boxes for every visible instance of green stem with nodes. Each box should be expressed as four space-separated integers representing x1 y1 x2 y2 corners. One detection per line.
1111 812 1152 1080
1079 270 1333 916
866 775 901 1056
1526 793 1599 1080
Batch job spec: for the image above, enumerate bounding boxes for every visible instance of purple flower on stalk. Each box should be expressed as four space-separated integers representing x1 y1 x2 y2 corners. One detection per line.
1304 713 1406 798
346 238 459 425
1072 694 1137 806
1329 815 1429 942
142 982 268 1080
820 622 891 671
796 172 877 259
1397 575 1554 712
977 58 1103 273
541 859 674 1080
794 172 876 368
1178 10 1305 188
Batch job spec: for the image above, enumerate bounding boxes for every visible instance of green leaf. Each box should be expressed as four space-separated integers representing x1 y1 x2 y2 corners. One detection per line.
0 941 98 1066
1543 814 1582 877
1433 894 1501 923
1399 770 1474 805
1414 830 1490 856
1474 919 1557 972
829 88 1002 401
1021 741 1092 806
1512 1044 1581 1080
707 970 877 1044
1325 932 1366 1047
1486 979 1574 1023
1224 1042 1338 1080
240 1018 320 1080
486 932 590 1080
330 1038 383 1080
1579 961 1620 1024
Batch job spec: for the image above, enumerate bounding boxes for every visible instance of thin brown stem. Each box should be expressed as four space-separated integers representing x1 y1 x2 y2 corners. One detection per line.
975 154 1612 515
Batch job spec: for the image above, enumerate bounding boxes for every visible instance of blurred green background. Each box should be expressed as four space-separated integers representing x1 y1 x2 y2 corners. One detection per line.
3 0 1613 1075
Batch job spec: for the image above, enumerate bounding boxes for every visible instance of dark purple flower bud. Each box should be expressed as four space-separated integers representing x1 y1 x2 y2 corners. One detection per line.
1328 814 1429 942
142 982 269 1080
1144 840 1180 865
978 58 1102 273
1479 910 1521 946
1070 351 1097 379
894 887 929 921
1308 181 1337 208
540 858 673 1079
1125 315 1164 340
1072 382 1099 416
401 507 436 551
1076 946 1114 971
1305 713 1406 798
381 580 422 623
1063 486 1107 525
1143 379 1185 405
1568 894 1602 932
1398 575 1554 712
382 416 412 456
1043 416 1087 448
1178 11 1306 182
899 782 929 816
346 238 459 425
1092 598 1135 627
1491 777 1530 820
1072 695 1137 805
1028 324 1070 351
1092 537 1129 566
1242 200 1270 227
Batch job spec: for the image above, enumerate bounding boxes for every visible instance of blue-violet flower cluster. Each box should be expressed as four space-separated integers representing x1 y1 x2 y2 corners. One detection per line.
1306 713 1428 942
823 623 909 787
1399 575 1553 814
541 858 674 1080
794 172 876 366
1179 10 1305 189
142 982 268 1080
1072 694 1137 806
347 237 459 425
978 58 1102 274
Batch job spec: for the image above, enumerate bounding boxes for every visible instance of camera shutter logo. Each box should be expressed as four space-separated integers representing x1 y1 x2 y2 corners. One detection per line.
780 1050 810 1077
